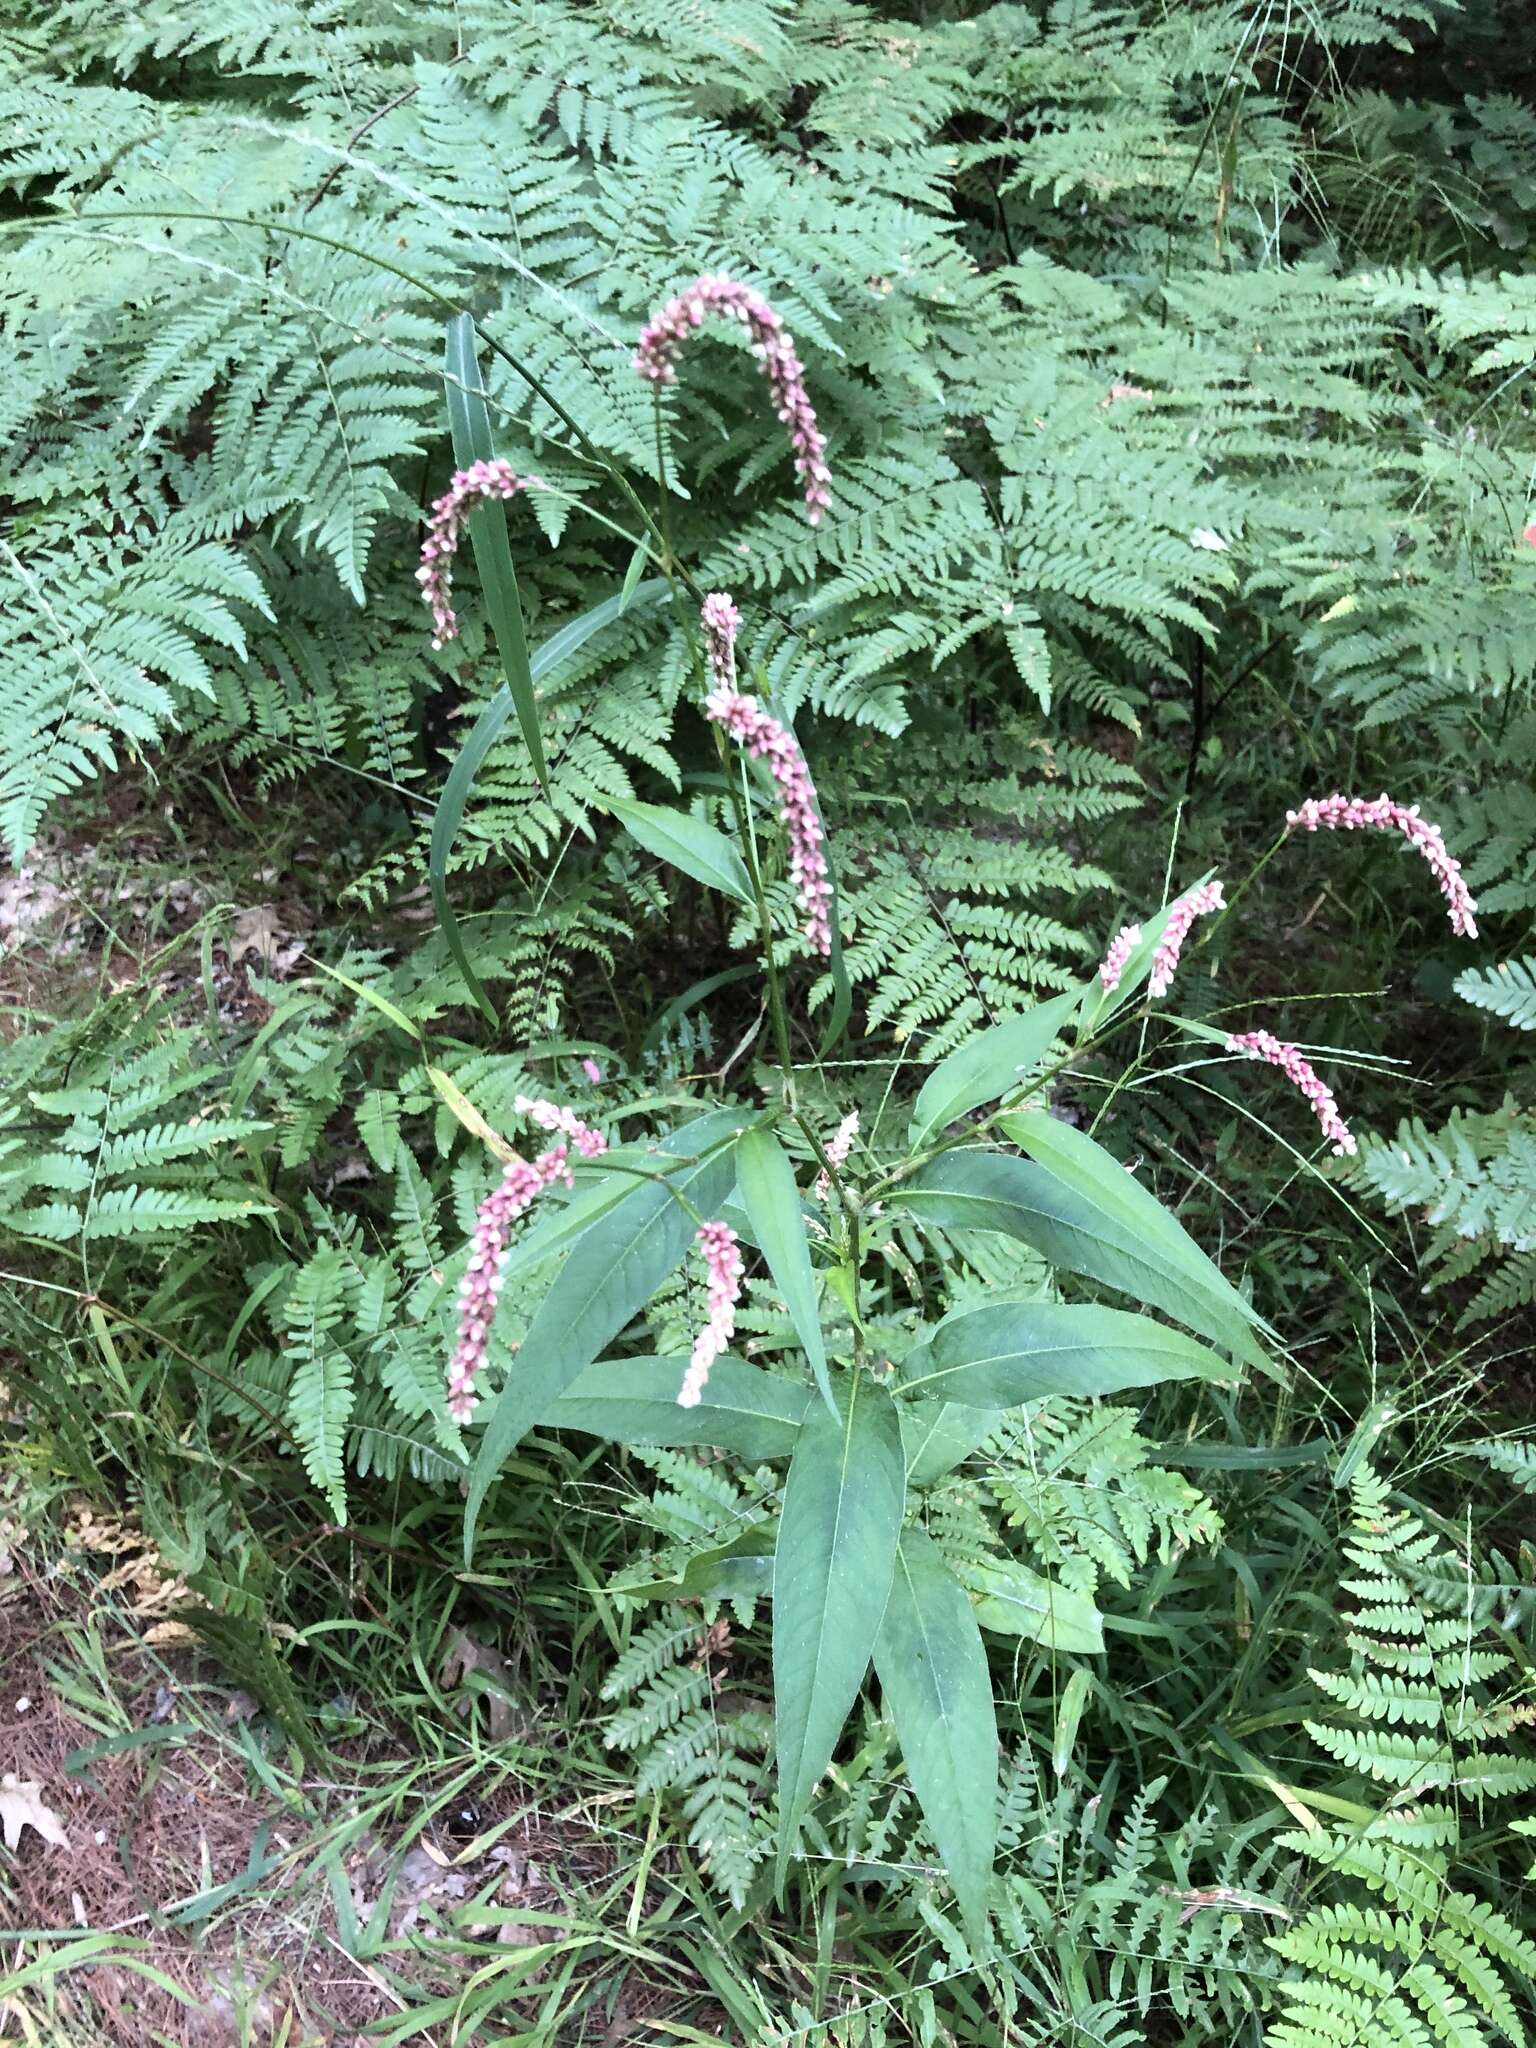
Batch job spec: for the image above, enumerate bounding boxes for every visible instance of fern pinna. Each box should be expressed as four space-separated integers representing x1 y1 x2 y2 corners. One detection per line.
1267 1464 1536 2048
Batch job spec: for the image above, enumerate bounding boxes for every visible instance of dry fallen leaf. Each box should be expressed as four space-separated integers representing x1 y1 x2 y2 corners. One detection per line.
230 906 305 976
437 1630 520 1742
1 1773 70 1852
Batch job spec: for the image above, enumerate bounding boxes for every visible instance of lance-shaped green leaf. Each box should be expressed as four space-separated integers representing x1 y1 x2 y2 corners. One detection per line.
607 797 753 905
963 1560 1104 1654
900 1299 1236 1407
464 1120 740 1558
443 315 543 792
874 1527 997 1945
735 1126 836 1419
774 1377 905 1878
888 1147 1266 1373
496 1109 745 1289
998 1111 1276 1375
541 1354 809 1461
616 1525 777 1604
901 1403 995 1489
429 575 670 1022
909 989 1080 1151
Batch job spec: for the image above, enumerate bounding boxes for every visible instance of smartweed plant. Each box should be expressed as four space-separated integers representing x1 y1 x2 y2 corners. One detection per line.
421 281 1482 1937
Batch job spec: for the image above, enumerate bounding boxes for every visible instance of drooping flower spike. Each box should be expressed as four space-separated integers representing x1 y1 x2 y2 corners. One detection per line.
701 594 834 958
1227 1030 1356 1157
677 1221 745 1408
633 274 831 525
446 1102 608 1423
514 1095 606 1158
449 1148 579 1423
417 457 541 649
1098 922 1142 994
1149 880 1226 998
1285 793 1478 940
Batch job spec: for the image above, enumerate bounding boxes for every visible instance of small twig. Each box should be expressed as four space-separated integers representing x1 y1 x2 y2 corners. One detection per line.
302 64 466 216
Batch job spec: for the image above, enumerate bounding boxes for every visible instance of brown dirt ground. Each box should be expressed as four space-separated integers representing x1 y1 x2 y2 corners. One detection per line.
0 1531 639 2047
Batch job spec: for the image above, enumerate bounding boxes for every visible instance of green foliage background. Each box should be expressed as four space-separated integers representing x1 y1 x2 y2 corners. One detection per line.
2 1 1535 2042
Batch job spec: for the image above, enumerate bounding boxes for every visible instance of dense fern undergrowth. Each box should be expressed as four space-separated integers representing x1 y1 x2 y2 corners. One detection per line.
2 1 1535 2042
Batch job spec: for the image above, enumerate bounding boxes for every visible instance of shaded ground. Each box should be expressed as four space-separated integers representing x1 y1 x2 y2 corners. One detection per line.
0 1508 687 2046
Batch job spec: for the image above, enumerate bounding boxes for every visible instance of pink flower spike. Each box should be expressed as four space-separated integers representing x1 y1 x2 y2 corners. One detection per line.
1284 793 1478 939
700 591 742 691
514 1095 608 1160
1523 521 1536 549
446 1144 578 1424
581 1057 603 1086
677 1221 745 1408
1098 922 1142 993
703 636 834 957
633 274 831 524
1149 881 1225 998
814 1110 860 1201
1227 1030 1356 1157
418 458 542 649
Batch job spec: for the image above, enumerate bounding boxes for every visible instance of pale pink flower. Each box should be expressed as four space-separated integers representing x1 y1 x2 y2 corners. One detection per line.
1285 793 1478 939
814 1110 860 1200
417 457 541 648
677 1221 745 1408
1227 1030 1356 1157
633 274 831 524
447 1145 579 1423
1098 922 1142 993
581 1057 603 1086
514 1095 607 1159
1102 382 1152 406
1523 521 1536 549
702 600 833 957
1149 881 1225 998
700 591 742 690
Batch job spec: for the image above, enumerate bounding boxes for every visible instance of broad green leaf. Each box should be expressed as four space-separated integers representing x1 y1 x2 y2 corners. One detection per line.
963 1560 1103 1654
900 1299 1235 1406
909 990 1080 1151
734 1126 836 1418
901 1403 995 1489
496 1109 744 1289
607 797 753 905
443 315 544 793
464 1120 739 1558
889 1147 1267 1373
428 579 670 1023
541 1354 809 1461
774 1377 905 1877
998 1112 1275 1373
617 1526 777 1604
873 1527 997 1945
